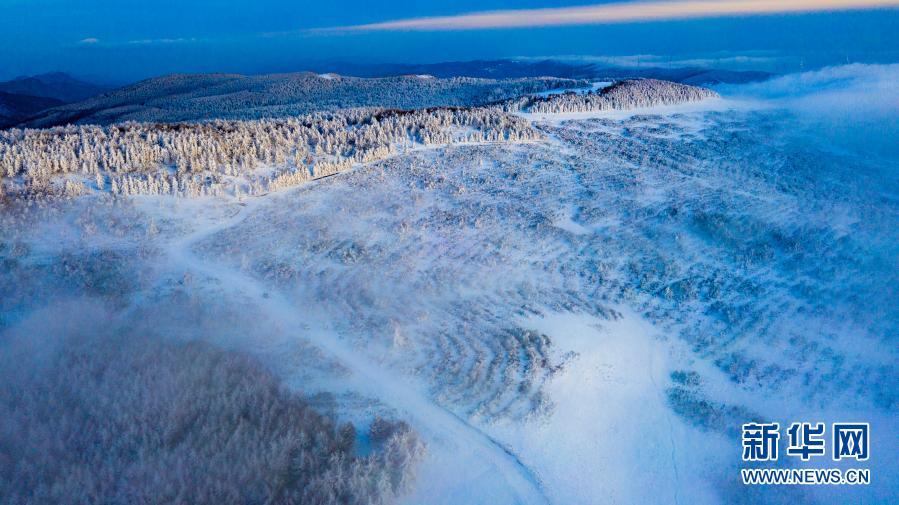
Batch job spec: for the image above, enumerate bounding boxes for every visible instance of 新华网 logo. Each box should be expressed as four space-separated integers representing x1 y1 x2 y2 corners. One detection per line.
740 421 871 486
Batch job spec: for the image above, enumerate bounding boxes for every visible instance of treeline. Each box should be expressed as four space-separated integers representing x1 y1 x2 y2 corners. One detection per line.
0 329 425 505
0 78 720 200
0 107 541 198
498 79 720 114
22 73 584 127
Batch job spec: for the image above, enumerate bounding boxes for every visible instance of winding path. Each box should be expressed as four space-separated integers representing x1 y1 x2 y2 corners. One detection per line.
161 197 551 505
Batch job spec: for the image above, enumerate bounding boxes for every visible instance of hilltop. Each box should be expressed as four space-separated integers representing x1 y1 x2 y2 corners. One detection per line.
18 73 583 128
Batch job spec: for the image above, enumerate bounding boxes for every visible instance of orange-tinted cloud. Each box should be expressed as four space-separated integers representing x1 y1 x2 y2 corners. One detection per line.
330 0 899 32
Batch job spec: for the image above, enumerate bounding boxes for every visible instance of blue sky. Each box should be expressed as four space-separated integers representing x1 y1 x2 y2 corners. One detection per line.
2 0 898 82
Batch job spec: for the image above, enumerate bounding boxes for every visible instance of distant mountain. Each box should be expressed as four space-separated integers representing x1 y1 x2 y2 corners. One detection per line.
0 91 65 129
8 61 769 129
0 72 110 103
320 59 771 85
19 72 582 128
329 59 600 79
582 66 771 86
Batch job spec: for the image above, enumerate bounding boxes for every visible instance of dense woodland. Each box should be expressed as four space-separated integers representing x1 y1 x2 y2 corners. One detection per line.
0 78 718 200
21 73 584 128
501 78 720 113
1 107 541 198
0 327 424 505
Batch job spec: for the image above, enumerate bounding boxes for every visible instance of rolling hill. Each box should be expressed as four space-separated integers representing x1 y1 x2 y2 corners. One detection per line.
0 72 109 103
18 72 582 128
0 72 109 128
0 91 64 129
321 59 771 85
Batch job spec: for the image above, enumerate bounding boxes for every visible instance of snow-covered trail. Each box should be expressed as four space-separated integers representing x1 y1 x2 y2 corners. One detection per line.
158 198 551 505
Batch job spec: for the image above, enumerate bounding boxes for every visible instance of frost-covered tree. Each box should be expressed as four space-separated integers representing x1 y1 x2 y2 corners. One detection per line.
22 73 585 127
0 330 425 505
499 79 719 114
0 106 541 198
0 78 717 200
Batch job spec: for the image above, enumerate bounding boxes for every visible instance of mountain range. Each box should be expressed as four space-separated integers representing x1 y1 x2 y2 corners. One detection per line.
0 72 110 128
2 60 771 129
317 59 771 85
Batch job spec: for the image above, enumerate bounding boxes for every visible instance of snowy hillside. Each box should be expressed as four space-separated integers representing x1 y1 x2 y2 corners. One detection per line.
1 67 896 504
17 73 584 128
503 78 720 113
1 107 541 198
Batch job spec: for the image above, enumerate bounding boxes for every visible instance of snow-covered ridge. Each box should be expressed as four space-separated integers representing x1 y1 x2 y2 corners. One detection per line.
0 78 719 200
502 78 719 114
17 73 585 128
0 107 541 198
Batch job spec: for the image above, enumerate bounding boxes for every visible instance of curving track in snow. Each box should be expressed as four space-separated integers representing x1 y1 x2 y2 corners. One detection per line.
160 199 551 505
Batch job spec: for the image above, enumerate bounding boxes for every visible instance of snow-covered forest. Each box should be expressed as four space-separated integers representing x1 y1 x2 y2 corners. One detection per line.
500 78 720 113
0 319 424 505
1 107 540 198
0 79 721 200
21 73 585 128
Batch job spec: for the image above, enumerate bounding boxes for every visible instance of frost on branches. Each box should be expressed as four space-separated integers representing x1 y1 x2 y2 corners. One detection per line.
0 78 719 201
0 107 541 199
0 315 425 505
21 73 585 128
501 79 720 114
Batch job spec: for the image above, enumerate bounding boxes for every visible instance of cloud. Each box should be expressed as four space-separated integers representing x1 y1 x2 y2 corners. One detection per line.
727 62 899 101
74 36 202 47
325 0 899 32
726 63 899 157
126 37 200 45
517 52 782 68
